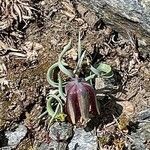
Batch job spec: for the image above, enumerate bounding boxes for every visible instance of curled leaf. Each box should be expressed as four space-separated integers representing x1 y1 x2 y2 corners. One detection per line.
58 39 74 77
97 63 113 78
47 62 67 88
90 63 113 78
46 94 63 123
47 62 59 87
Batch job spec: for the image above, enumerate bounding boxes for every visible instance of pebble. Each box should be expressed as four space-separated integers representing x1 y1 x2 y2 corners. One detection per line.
5 125 27 149
68 128 98 150
37 141 67 150
49 122 73 141
136 108 150 121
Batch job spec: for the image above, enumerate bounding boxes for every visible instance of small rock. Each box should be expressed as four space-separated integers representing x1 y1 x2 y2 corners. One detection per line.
129 122 150 150
49 122 73 141
37 141 67 150
68 128 98 150
95 77 105 90
136 108 150 121
40 1 45 6
127 109 150 150
5 125 27 149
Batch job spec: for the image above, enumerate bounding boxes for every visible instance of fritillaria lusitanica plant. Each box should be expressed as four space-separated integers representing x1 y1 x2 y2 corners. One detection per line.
45 32 113 125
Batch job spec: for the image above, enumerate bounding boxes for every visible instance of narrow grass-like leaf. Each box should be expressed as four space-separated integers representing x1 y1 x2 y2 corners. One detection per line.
37 110 48 119
85 74 96 81
47 62 68 88
78 32 81 60
49 103 61 124
78 50 86 68
74 50 86 74
90 65 100 76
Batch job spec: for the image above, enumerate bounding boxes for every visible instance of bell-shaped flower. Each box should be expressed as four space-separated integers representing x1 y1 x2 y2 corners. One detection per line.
65 78 100 124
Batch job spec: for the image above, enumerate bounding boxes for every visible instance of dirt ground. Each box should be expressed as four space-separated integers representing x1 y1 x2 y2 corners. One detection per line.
0 0 150 149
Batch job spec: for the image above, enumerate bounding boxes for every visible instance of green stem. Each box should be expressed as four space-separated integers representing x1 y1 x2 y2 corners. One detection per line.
37 110 48 119
58 74 66 102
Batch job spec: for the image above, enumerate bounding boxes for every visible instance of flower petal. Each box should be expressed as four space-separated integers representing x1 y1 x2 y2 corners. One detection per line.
66 84 81 124
82 82 100 115
77 83 89 121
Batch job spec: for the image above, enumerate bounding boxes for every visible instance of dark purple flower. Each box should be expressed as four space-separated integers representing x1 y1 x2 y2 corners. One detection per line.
65 78 100 124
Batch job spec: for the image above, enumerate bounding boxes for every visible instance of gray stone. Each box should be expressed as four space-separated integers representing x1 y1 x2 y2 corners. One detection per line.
49 122 73 141
128 109 150 150
5 125 27 149
68 128 98 150
136 108 150 121
78 0 150 51
129 122 150 150
37 141 67 150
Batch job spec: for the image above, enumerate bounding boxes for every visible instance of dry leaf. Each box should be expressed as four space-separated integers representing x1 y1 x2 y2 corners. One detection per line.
117 101 135 116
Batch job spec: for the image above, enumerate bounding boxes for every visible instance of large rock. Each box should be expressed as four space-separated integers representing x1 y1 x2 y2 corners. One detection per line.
78 0 150 51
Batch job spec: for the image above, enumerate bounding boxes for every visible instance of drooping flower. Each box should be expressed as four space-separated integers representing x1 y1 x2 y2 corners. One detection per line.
65 78 100 124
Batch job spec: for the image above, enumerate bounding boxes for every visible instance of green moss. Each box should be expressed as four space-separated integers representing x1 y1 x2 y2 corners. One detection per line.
98 135 109 146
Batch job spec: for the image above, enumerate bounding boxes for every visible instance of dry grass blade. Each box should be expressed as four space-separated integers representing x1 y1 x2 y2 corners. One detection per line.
10 4 18 20
14 3 22 22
